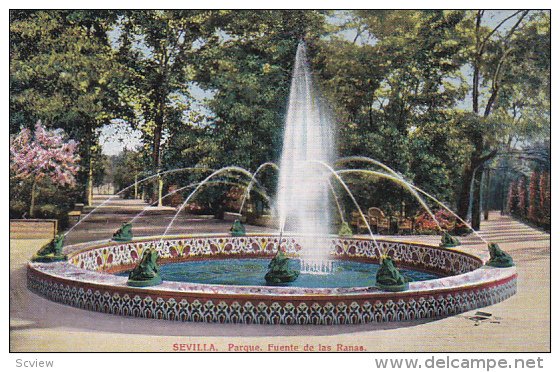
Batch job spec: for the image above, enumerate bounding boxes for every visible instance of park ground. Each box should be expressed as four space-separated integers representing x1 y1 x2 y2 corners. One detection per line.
9 196 550 352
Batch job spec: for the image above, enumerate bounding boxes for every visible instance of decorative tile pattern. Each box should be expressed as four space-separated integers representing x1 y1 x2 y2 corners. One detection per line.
69 236 482 276
26 234 517 324
27 268 517 325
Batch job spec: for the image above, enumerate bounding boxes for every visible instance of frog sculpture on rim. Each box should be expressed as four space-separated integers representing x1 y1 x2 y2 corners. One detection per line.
230 219 246 237
440 231 460 248
486 243 515 268
112 222 133 242
31 234 67 263
127 248 163 287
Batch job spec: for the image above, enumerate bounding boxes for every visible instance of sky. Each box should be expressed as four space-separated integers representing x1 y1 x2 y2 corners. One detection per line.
100 10 524 156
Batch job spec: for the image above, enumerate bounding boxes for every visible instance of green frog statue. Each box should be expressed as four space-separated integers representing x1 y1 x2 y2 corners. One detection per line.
265 248 299 284
230 219 246 237
127 248 163 287
485 243 515 268
375 255 409 292
439 231 460 248
31 234 67 262
338 221 353 237
112 222 133 242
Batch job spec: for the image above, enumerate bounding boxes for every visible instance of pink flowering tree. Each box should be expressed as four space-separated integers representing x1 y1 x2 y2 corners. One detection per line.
10 121 80 217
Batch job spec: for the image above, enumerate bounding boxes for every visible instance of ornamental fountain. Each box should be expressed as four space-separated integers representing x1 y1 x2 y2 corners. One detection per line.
275 42 335 275
26 41 517 325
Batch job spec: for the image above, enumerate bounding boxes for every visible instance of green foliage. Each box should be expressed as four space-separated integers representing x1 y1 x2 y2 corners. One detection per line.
110 149 144 197
10 10 133 204
318 11 470 213
9 10 550 223
194 10 327 170
491 12 550 144
115 10 220 173
10 10 130 133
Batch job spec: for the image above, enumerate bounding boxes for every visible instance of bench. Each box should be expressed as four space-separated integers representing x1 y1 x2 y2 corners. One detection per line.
10 219 58 239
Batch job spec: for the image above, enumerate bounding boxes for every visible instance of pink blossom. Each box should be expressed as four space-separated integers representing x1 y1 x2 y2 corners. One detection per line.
10 121 80 187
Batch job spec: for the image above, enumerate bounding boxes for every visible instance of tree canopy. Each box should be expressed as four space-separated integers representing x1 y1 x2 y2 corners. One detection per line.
10 10 550 228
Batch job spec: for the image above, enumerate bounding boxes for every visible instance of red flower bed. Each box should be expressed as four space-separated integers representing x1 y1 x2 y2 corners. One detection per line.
414 208 459 234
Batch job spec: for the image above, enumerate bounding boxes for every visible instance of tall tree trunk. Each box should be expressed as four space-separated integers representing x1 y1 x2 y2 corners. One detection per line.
456 165 474 221
29 177 37 218
500 167 507 215
483 167 491 220
471 167 483 230
457 10 526 230
134 173 138 199
153 118 162 171
82 122 94 205
472 11 528 223
457 11 483 226
457 149 497 224
472 11 482 114
152 99 164 205
87 155 94 206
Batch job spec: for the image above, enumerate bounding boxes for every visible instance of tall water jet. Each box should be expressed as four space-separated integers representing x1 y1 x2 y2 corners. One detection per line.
276 41 335 273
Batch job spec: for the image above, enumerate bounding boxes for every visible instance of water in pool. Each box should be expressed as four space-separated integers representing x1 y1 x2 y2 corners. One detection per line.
118 258 441 287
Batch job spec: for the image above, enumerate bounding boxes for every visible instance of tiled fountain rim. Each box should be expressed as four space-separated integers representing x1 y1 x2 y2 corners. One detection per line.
66 234 485 276
27 234 517 324
65 233 488 262
26 233 517 298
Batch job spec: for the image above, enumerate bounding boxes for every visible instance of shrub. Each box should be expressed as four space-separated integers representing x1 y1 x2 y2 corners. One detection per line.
517 177 527 217
539 172 550 226
507 181 518 214
528 171 539 222
9 200 28 218
35 204 60 218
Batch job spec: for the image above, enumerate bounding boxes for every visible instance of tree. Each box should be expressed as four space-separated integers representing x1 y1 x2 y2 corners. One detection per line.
317 11 469 210
116 10 220 203
194 10 328 171
455 10 550 229
10 10 130 205
10 121 80 217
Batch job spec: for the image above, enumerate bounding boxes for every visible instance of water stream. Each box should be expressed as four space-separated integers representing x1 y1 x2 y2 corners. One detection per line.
337 169 488 244
276 42 336 272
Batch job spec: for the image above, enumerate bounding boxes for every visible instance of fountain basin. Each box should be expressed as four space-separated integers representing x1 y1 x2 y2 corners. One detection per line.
117 259 440 287
27 234 517 325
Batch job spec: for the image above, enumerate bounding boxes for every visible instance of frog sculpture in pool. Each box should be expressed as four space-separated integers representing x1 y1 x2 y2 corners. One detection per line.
375 255 409 292
265 248 299 284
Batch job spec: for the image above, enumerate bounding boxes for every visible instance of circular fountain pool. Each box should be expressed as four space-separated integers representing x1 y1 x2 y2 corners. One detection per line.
27 234 517 325
116 258 441 287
